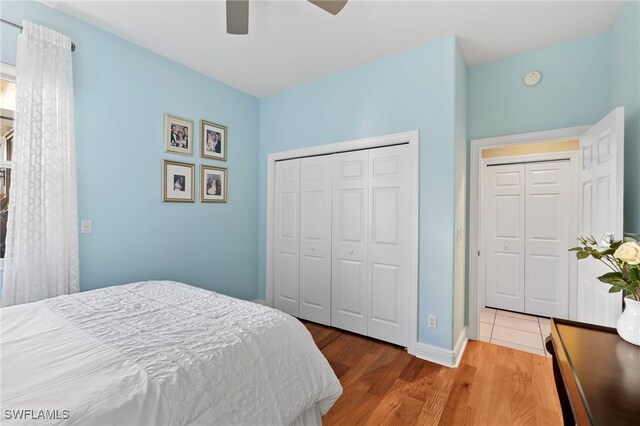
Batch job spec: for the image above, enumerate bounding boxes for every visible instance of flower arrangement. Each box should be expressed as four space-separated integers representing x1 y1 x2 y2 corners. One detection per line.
570 234 640 301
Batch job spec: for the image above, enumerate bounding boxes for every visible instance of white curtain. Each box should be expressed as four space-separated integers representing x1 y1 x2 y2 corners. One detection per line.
2 22 79 306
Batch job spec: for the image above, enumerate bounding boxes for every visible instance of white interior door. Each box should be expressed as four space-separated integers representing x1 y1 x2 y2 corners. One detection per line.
331 150 369 335
299 156 332 325
524 161 571 318
485 164 526 312
274 159 300 316
578 107 625 326
367 145 410 346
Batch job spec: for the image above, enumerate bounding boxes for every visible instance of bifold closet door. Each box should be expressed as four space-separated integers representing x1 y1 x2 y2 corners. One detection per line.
367 145 410 346
524 161 570 318
485 164 526 312
274 159 301 316
485 161 571 318
331 150 369 335
299 156 332 325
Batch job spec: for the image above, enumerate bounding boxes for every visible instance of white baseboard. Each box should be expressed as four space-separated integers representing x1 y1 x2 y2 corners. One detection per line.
411 327 468 368
253 299 267 305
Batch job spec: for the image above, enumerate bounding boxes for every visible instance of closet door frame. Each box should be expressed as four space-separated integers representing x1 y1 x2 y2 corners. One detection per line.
470 127 589 341
265 130 420 354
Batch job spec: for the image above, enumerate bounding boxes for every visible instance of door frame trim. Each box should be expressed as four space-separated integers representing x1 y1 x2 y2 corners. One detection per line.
266 130 420 354
469 126 589 340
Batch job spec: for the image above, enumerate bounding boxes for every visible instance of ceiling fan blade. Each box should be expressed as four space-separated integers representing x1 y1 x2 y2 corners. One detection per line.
227 0 249 35
308 0 348 15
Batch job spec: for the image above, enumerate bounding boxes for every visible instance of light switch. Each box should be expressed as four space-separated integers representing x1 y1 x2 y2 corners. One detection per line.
428 315 437 328
81 219 92 234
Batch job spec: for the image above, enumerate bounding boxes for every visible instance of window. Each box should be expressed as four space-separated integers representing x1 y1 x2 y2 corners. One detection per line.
0 63 16 264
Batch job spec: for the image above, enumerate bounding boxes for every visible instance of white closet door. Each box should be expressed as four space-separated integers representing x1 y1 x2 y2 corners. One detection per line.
367 145 410 346
331 150 369 335
485 164 526 312
578 107 624 326
524 162 570 318
299 156 332 325
274 159 301 316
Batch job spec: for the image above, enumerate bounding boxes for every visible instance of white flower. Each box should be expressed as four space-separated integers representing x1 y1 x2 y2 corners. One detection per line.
614 242 640 265
596 233 615 250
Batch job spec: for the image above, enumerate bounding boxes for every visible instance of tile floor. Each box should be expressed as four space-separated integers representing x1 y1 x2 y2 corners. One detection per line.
480 307 551 357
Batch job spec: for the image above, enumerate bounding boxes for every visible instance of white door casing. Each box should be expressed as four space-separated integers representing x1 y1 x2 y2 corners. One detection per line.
331 150 369 335
274 159 301 316
577 107 625 326
469 125 590 341
484 164 526 312
524 161 571 318
299 156 332 325
367 145 411 346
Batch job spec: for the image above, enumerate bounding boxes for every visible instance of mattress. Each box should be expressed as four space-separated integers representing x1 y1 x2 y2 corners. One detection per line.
0 281 342 425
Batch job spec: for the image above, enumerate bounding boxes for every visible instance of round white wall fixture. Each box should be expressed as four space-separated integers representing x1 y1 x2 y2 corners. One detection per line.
523 71 542 86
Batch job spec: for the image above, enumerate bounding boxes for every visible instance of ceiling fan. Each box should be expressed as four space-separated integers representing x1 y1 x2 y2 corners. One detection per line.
226 0 348 35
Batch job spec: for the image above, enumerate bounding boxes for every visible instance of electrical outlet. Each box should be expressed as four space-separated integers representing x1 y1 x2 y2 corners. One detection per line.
428 314 437 328
81 219 92 234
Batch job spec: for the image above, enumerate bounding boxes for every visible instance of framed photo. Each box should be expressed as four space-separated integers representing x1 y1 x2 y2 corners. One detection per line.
201 165 227 203
200 120 227 161
162 159 195 202
164 114 193 156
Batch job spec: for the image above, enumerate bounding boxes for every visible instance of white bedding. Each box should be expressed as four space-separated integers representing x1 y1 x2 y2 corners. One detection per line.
0 281 342 425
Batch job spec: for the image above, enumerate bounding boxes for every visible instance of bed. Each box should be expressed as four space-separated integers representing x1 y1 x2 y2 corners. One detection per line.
0 281 342 425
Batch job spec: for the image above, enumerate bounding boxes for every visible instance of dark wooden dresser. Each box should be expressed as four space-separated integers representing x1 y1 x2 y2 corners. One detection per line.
546 318 640 425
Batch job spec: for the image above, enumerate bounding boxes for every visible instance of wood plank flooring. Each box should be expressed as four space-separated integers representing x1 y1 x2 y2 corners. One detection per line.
303 321 562 426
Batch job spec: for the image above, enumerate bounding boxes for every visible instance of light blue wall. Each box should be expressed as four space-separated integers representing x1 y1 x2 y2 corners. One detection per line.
612 1 640 234
0 1 260 300
258 37 459 349
468 31 612 140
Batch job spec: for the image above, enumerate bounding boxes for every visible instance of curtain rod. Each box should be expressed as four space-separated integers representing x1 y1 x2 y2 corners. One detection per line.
0 18 76 52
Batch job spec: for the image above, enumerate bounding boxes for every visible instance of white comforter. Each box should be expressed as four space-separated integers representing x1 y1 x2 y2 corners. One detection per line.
0 281 342 425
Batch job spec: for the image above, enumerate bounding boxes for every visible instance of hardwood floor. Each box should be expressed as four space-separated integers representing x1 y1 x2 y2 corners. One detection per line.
303 321 562 426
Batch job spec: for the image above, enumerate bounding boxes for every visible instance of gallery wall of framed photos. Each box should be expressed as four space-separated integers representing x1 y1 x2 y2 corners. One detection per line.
162 113 228 203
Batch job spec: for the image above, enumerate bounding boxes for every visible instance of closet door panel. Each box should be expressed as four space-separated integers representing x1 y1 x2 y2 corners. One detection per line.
299 156 332 325
331 151 368 335
274 159 300 316
336 259 365 314
524 161 570 318
339 190 365 242
484 164 526 312
367 145 410 346
371 263 399 323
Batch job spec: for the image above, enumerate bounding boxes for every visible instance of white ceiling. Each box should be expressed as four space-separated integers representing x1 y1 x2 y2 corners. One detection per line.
45 0 624 98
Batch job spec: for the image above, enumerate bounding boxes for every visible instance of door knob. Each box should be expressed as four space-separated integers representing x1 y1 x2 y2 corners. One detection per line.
310 247 315 251
504 244 508 250
348 250 354 254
